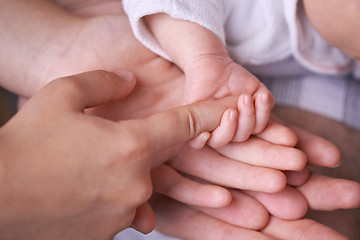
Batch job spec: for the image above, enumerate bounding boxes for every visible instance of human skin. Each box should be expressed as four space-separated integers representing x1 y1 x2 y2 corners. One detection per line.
274 106 360 239
0 0 306 196
144 13 273 139
0 0 359 239
302 0 360 62
0 70 247 239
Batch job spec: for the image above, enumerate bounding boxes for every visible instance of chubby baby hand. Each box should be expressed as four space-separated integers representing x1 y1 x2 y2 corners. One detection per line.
188 91 273 150
185 56 274 148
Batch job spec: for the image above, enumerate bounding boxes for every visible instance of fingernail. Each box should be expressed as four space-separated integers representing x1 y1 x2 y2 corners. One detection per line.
244 95 251 105
115 70 135 82
199 132 211 143
262 93 268 102
330 160 342 168
229 110 237 121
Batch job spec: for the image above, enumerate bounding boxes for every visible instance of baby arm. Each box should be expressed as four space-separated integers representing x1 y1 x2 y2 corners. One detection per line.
145 13 227 75
145 13 274 139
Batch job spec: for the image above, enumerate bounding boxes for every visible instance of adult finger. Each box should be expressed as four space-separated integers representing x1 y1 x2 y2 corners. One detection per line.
169 146 287 193
291 125 341 167
297 174 360 210
254 121 298 147
151 165 232 208
262 217 349 240
244 186 308 220
36 70 136 111
270 114 341 166
216 137 307 171
284 167 311 187
131 202 155 234
151 195 276 240
141 96 238 154
193 189 269 230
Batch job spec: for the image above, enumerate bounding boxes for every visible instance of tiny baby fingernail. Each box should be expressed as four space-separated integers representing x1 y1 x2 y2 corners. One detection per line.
115 70 135 82
262 93 268 102
200 132 211 142
229 110 237 121
244 95 251 105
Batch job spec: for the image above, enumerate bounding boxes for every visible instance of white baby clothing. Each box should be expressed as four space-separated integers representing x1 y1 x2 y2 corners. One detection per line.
122 0 360 131
123 0 353 75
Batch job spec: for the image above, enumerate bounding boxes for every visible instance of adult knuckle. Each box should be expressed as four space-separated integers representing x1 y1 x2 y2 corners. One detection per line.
296 219 320 240
123 134 141 155
121 130 150 159
185 107 202 138
53 76 82 96
92 70 115 85
132 177 153 204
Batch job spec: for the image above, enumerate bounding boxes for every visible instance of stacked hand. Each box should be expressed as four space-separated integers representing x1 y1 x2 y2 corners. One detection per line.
0 70 245 239
0 0 359 239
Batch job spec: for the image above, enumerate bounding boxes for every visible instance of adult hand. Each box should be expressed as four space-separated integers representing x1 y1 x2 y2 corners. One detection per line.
151 195 349 240
149 124 359 240
2 0 359 239
0 0 150 97
0 70 239 240
149 116 359 229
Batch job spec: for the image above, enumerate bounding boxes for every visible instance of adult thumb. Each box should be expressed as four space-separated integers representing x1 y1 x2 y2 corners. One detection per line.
36 70 136 111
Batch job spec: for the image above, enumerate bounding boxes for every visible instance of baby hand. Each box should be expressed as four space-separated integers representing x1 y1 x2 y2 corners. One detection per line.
184 55 274 141
188 92 273 149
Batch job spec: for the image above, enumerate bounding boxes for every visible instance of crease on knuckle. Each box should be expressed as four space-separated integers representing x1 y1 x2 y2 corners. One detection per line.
186 107 202 139
122 133 147 160
94 70 116 87
296 219 318 240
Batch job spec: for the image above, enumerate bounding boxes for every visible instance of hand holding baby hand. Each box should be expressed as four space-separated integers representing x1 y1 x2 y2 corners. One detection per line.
0 70 241 239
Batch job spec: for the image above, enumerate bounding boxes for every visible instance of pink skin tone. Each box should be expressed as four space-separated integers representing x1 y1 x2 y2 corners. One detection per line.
0 0 359 238
144 0 360 150
303 0 360 63
145 13 274 143
0 70 245 239
190 94 266 149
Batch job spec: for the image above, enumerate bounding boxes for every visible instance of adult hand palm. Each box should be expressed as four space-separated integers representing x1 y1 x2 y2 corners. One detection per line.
12 0 159 98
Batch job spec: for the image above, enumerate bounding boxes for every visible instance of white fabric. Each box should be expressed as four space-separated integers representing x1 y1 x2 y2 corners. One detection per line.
118 1 360 239
224 0 291 66
122 0 225 61
122 0 353 75
114 228 179 240
123 0 359 131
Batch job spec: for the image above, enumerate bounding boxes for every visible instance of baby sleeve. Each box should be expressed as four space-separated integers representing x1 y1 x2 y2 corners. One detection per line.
122 0 225 61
